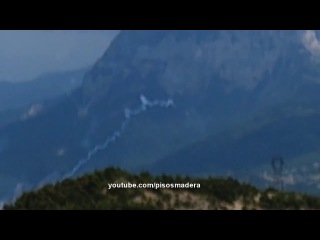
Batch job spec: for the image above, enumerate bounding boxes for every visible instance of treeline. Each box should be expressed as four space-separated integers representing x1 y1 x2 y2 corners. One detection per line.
4 167 320 210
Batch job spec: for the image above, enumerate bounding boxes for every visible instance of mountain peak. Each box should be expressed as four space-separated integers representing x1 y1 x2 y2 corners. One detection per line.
81 30 307 104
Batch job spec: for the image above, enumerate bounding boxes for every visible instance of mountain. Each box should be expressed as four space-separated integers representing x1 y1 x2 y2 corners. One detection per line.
151 113 320 193
4 167 320 210
75 30 320 188
0 68 87 111
2 30 320 201
0 68 87 127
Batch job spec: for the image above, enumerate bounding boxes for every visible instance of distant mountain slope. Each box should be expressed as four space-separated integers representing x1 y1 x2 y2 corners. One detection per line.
0 68 87 129
0 68 87 112
150 112 320 190
4 167 320 210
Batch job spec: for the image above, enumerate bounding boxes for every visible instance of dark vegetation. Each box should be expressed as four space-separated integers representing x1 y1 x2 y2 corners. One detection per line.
4 167 320 210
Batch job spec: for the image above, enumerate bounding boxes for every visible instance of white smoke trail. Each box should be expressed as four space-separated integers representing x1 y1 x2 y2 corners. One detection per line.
0 182 33 209
63 94 174 179
302 30 320 56
0 94 173 207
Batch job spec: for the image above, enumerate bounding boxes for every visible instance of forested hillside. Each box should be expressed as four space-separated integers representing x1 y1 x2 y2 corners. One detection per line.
4 167 320 210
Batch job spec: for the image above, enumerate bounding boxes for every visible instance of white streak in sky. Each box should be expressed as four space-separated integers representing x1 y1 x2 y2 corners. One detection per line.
302 30 320 55
64 94 174 179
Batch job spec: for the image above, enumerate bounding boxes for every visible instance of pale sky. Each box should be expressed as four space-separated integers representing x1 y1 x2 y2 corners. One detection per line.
0 30 119 82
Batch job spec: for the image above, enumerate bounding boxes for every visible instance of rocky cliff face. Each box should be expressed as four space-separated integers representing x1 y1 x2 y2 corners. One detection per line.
82 30 306 99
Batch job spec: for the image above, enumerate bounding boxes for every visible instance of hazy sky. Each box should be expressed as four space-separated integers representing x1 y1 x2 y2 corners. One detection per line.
0 30 119 82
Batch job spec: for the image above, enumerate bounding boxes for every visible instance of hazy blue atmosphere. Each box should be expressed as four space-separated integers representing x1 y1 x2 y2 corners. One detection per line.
0 30 119 82
2 30 320 209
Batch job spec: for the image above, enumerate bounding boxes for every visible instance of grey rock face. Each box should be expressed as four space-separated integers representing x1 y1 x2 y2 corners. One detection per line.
82 30 307 100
